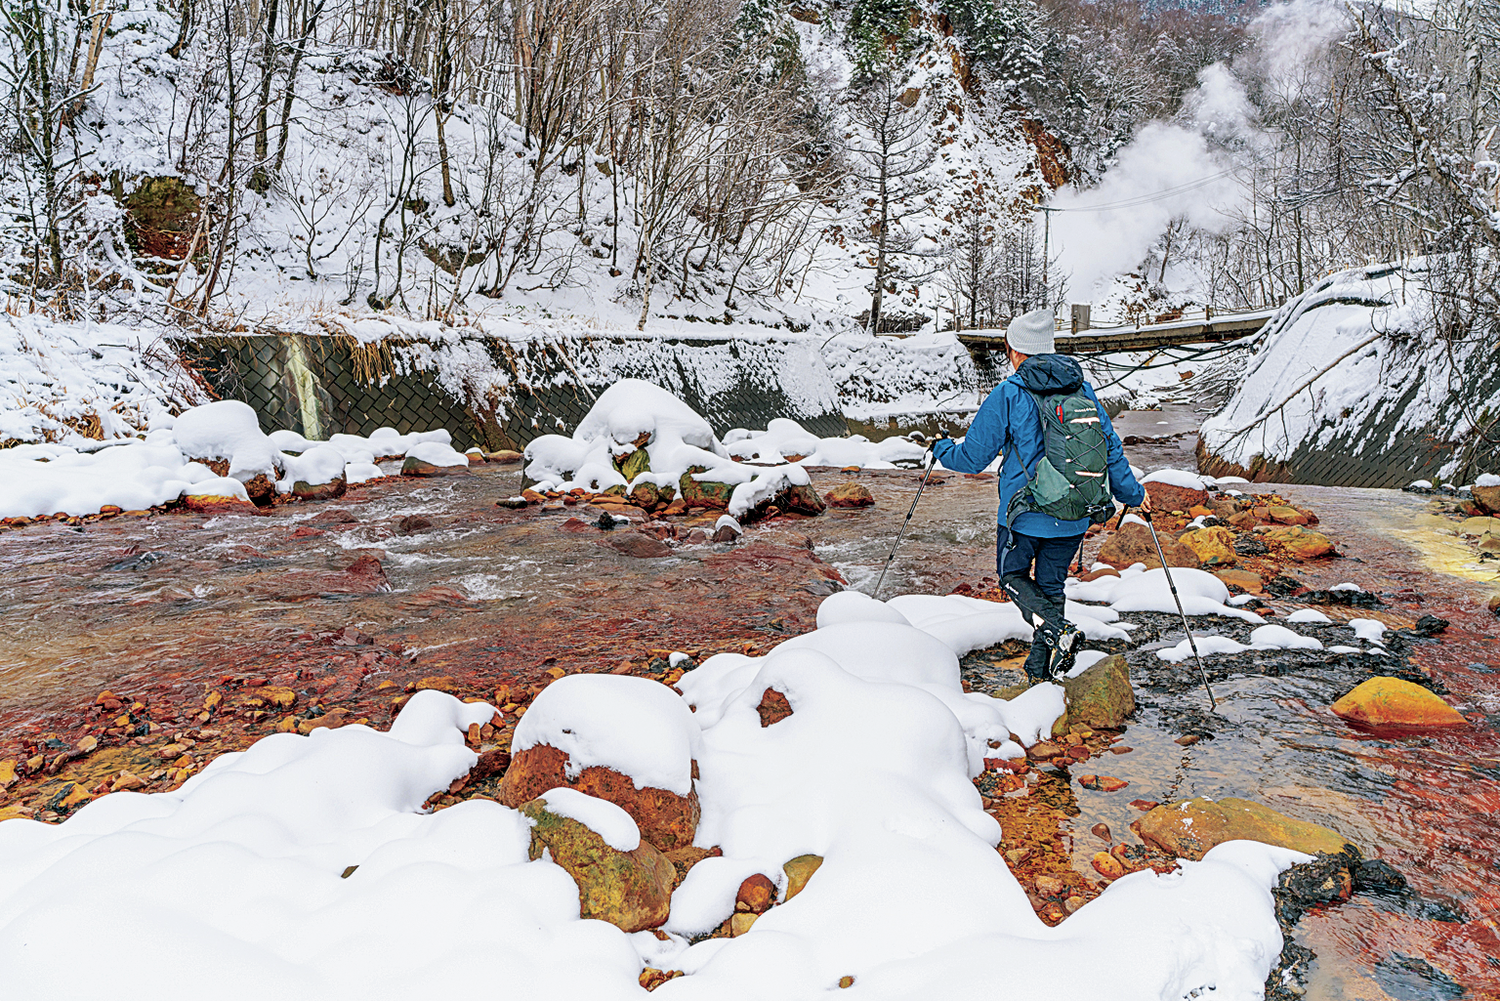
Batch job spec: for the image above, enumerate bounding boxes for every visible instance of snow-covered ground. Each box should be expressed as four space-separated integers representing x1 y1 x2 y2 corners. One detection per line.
0 584 1305 1000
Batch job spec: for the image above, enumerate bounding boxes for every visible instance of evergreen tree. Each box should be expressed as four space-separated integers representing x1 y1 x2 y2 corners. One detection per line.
943 0 1046 95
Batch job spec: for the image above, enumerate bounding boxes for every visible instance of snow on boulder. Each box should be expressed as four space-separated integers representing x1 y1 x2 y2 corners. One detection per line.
1140 467 1209 511
171 400 283 503
499 674 703 851
279 444 348 501
725 417 924 468
524 379 825 520
401 440 470 477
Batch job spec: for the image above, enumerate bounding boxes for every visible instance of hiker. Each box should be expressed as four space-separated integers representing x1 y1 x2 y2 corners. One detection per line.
932 307 1149 683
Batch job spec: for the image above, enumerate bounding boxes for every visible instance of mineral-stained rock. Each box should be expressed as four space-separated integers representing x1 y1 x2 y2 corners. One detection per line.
1177 526 1237 565
1331 677 1466 730
292 473 347 502
1472 484 1500 514
486 449 524 465
783 854 823 900
1457 516 1500 537
1133 796 1354 860
182 493 260 515
1144 480 1208 512
772 483 826 517
1227 510 1259 530
1213 568 1263 593
500 743 700 851
679 466 733 510
618 447 652 483
519 797 675 932
757 688 793 726
729 912 758 936
824 482 875 508
241 472 278 506
1097 522 1200 569
628 481 660 510
401 454 469 477
1053 655 1134 735
1092 851 1126 878
1266 505 1309 525
1261 525 1336 559
736 873 777 913
397 514 432 534
608 533 673 558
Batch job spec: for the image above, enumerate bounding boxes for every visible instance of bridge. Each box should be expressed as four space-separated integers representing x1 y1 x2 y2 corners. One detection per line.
956 306 1276 356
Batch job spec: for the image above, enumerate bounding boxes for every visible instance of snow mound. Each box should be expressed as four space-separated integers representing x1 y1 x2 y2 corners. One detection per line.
171 400 282 481
279 444 348 491
725 417 925 468
1067 566 1263 623
815 590 912 628
406 440 471 468
1478 473 1500 487
511 674 702 795
1348 618 1387 644
1286 609 1332 624
1141 468 1209 491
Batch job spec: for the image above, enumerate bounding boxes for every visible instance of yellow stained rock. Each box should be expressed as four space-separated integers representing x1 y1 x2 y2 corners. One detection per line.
1178 526 1237 565
729 912 758 937
783 853 824 900
58 783 91 810
204 690 223 711
1332 677 1466 730
0 759 16 788
1133 796 1353 860
76 736 98 754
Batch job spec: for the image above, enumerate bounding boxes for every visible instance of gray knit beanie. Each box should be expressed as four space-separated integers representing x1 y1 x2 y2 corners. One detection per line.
1005 307 1055 356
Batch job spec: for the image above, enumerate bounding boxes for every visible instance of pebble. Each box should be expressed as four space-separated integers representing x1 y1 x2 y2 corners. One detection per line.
1064 895 1086 914
1091 822 1111 842
1033 874 1064 895
1092 852 1126 879
1175 734 1201 746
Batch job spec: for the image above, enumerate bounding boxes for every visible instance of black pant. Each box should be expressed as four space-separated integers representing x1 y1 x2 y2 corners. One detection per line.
997 526 1084 680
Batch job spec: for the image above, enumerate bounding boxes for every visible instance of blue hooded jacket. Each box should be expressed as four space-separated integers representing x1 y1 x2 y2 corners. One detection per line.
932 354 1145 537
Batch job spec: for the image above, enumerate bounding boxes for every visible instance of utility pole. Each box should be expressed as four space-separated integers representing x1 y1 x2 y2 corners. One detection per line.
1040 206 1053 308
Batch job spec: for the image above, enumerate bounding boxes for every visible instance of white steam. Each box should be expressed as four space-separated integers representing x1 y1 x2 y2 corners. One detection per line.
1049 0 1350 302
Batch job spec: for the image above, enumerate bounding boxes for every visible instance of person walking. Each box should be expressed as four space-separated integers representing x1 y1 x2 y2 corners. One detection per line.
932 307 1149 683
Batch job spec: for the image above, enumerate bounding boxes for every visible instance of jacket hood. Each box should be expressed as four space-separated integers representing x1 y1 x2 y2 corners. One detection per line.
1014 354 1084 394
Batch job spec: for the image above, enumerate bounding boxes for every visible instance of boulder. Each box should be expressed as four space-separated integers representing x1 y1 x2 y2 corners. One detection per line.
1177 526 1237 566
825 483 875 508
679 466 733 510
1261 525 1336 559
1331 677 1466 730
628 481 660 510
487 449 525 465
1457 516 1500 538
1266 505 1309 525
182 493 259 515
1051 654 1134 736
519 797 675 932
241 472 278 506
1133 796 1354 860
1206 496 1242 521
292 473 347 502
619 447 652 482
1144 480 1208 513
1097 522 1200 570
499 743 700 851
401 455 469 477
1468 483 1500 514
750 482 825 519
736 873 777 914
783 854 823 900
1227 510 1259 530
1213 568 1263 593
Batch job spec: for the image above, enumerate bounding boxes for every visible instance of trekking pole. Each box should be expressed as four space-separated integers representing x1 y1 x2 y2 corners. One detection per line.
1141 510 1217 711
872 448 937 600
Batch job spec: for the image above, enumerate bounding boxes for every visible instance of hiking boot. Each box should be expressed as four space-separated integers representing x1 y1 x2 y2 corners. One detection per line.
1023 639 1052 684
1045 623 1082 680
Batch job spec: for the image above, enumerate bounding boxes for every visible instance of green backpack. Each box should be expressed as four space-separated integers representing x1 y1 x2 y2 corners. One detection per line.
1005 389 1115 527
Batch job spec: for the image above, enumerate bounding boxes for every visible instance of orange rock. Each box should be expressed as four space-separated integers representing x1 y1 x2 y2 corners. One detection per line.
1267 505 1309 525
1092 851 1126 879
756 688 793 726
735 873 777 913
1213 568 1263 594
1144 480 1208 512
1077 566 1120 581
499 743 700 851
1097 522 1200 570
1078 774 1129 792
182 493 259 515
824 482 874 508
1331 677 1466 730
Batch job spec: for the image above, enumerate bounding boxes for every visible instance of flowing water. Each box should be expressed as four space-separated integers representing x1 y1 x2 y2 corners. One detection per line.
1 452 1497 998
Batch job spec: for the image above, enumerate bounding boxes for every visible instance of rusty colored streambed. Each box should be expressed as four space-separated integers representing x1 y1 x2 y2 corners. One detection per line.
1 464 1497 999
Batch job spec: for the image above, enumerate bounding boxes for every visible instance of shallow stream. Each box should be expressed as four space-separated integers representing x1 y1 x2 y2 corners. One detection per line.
1 455 1497 998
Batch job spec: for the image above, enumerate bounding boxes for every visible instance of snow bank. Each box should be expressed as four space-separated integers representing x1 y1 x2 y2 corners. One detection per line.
1200 263 1500 483
0 401 456 519
1157 623 1323 662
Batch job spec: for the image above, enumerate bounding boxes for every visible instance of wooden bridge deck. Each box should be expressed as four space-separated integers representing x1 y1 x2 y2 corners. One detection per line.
957 308 1276 356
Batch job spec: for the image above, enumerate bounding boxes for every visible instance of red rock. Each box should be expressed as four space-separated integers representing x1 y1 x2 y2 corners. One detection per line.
757 688 793 726
824 483 875 508
1078 774 1128 792
1129 799 1160 811
1144 480 1208 512
499 744 700 851
182 493 259 515
289 526 326 539
735 873 777 913
559 518 594 532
